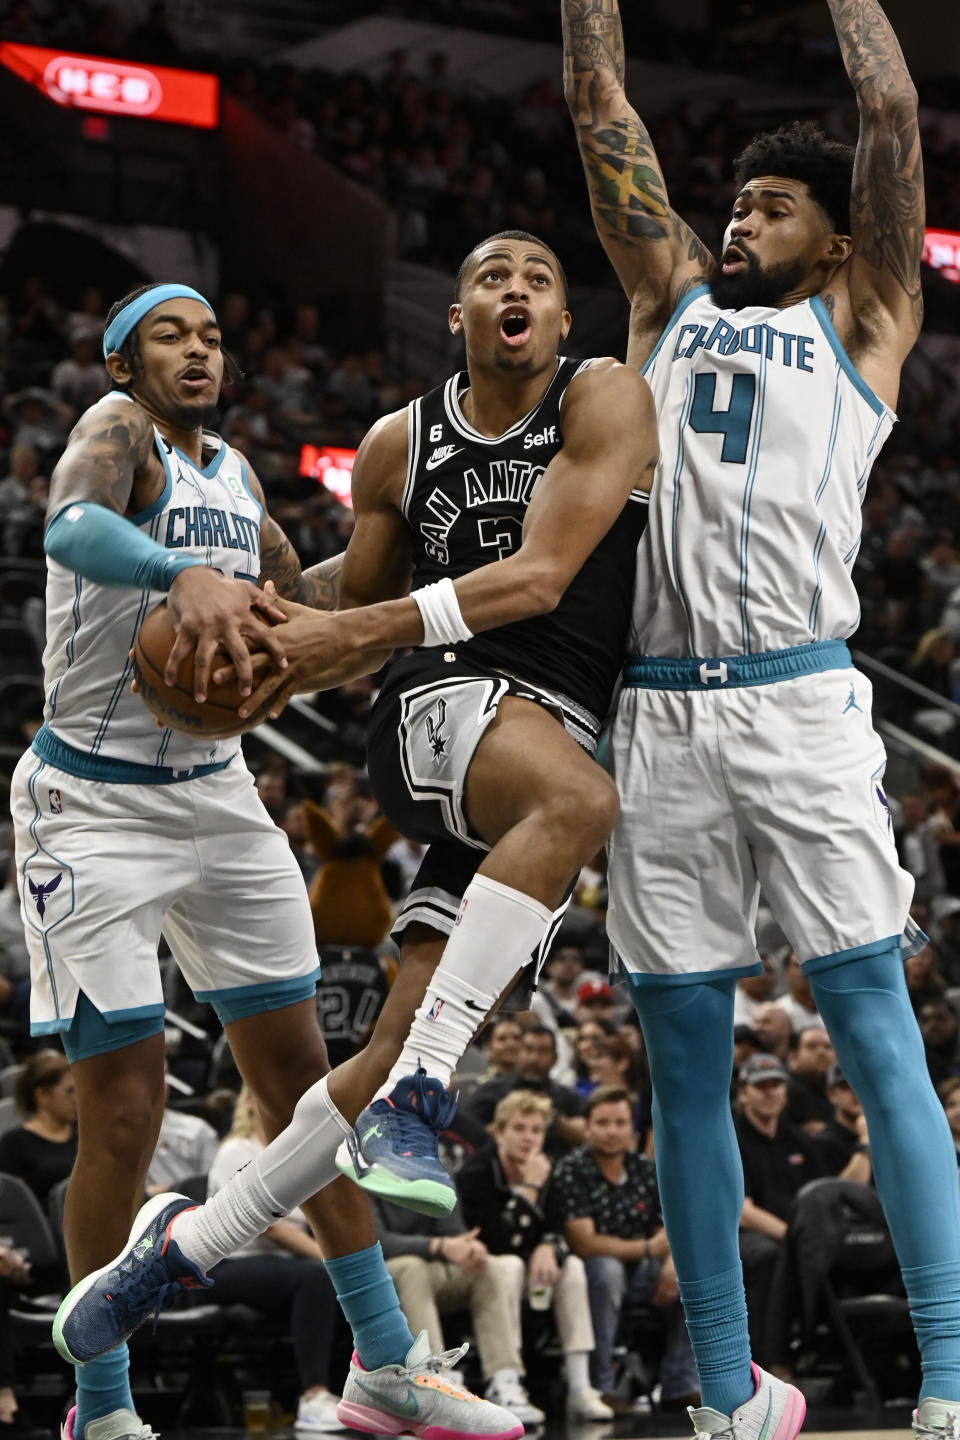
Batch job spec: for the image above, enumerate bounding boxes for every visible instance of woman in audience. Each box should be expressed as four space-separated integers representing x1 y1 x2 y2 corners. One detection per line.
457 1090 613 1422
0 1051 76 1206
206 1088 347 1434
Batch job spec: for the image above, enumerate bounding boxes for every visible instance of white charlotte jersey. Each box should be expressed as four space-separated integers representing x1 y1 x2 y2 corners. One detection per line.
634 284 895 658
42 394 263 771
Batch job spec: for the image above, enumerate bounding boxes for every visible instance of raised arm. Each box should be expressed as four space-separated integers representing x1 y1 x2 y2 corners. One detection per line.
829 0 924 354
561 0 713 352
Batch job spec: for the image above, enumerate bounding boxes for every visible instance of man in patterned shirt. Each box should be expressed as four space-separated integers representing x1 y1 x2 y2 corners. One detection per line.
547 1086 698 1409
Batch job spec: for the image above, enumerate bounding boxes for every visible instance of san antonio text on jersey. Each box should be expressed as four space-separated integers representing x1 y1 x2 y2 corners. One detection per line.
401 357 648 725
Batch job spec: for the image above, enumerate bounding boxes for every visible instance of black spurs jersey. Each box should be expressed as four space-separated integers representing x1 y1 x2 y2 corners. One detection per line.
402 357 648 726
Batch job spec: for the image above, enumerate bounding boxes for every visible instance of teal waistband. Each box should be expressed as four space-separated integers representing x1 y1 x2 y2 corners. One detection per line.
33 724 232 785
623 639 852 690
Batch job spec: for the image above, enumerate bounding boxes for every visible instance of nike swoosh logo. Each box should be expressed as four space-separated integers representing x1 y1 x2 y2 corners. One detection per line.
755 1386 775 1440
464 998 486 1012
355 1377 420 1418
345 1129 373 1179
425 449 465 470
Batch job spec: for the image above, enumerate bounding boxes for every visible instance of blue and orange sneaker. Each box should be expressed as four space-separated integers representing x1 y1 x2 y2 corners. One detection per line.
335 1067 458 1217
53 1193 211 1365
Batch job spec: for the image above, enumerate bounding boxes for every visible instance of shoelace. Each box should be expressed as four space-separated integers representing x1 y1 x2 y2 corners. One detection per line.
917 1413 960 1440
409 1065 458 1130
108 1249 185 1333
403 1342 470 1385
377 1104 448 1159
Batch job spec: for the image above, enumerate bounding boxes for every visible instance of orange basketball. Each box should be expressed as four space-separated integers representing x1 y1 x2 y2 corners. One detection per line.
132 601 275 739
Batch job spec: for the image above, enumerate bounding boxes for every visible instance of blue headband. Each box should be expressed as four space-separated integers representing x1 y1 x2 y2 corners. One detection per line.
103 284 217 359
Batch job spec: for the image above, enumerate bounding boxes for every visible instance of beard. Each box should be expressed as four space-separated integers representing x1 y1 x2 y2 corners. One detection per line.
710 246 807 311
165 397 221 430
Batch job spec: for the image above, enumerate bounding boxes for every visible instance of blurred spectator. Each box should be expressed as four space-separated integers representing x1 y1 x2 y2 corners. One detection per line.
457 1090 613 1422
535 940 583 1033
810 1064 873 1182
146 1076 219 1193
0 443 38 518
773 951 821 1032
733 954 780 1028
938 1076 960 1165
3 472 48 560
784 1024 835 1136
734 1055 826 1368
896 792 947 905
751 1001 794 1061
918 997 960 1088
582 1033 649 1145
574 977 618 1026
50 333 109 414
465 1023 586 1159
904 942 948 1011
0 1051 77 1206
207 1088 348 1433
3 389 72 465
549 1086 698 1412
371 1192 544 1425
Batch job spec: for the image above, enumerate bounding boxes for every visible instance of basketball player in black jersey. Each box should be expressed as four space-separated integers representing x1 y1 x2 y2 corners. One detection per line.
230 229 656 1211
57 234 657 1422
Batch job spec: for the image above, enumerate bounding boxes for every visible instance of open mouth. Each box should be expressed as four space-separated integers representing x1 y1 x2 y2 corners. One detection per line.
721 245 748 275
180 366 213 390
500 307 531 347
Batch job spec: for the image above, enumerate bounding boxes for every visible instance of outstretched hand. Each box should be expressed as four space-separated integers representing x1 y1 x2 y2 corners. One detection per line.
167 567 288 701
211 589 361 720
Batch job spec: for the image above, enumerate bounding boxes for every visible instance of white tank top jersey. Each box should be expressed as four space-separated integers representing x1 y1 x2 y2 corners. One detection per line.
633 284 895 659
41 393 263 772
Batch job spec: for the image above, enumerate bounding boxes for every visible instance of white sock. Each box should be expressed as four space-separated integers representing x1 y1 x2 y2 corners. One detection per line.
383 874 553 1091
565 1351 590 1393
170 1075 352 1272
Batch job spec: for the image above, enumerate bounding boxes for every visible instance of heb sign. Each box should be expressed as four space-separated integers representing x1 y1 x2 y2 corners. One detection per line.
923 229 960 285
0 43 218 128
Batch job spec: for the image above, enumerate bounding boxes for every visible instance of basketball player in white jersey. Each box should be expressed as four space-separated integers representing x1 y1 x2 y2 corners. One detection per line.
52 237 655 1426
12 283 527 1440
562 3 958 1439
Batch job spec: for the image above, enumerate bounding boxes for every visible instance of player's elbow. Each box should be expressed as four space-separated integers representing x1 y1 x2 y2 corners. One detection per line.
523 564 566 616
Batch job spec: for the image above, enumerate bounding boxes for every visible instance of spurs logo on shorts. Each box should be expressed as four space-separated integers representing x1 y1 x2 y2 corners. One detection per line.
425 699 448 763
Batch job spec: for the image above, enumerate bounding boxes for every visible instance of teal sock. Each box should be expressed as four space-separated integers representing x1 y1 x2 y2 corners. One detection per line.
903 1261 960 1402
325 1242 414 1370
74 1345 135 1436
678 1266 754 1416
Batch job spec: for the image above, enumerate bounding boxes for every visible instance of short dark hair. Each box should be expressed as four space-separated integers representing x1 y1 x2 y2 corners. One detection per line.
455 230 569 303
104 282 240 394
13 1050 70 1118
732 121 854 235
523 1023 557 1052
585 1083 632 1120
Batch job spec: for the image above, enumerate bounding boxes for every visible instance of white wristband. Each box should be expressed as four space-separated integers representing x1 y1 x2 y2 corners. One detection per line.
411 577 474 648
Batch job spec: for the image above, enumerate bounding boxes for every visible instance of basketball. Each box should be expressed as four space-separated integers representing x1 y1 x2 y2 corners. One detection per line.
132 600 275 739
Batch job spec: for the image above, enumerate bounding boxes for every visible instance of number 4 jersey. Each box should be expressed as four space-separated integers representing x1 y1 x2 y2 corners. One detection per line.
633 284 895 659
402 356 649 725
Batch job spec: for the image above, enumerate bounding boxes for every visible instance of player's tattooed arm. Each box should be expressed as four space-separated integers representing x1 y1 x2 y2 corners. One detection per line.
241 460 342 611
561 0 714 320
47 396 159 522
828 0 924 339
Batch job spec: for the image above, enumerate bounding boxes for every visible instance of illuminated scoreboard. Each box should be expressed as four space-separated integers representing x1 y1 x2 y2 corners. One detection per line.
923 229 960 285
300 446 356 509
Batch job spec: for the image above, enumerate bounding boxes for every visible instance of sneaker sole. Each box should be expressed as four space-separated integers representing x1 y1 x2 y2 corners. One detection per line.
53 1192 185 1365
337 1400 523 1440
334 1151 457 1218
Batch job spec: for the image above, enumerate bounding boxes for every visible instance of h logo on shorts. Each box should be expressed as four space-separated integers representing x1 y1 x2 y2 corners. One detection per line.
699 660 729 686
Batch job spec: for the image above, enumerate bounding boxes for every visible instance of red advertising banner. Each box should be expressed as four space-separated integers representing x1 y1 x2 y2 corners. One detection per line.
0 43 218 127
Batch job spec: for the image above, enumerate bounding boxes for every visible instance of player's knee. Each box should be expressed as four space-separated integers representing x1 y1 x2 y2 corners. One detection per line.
79 1087 159 1162
560 768 619 855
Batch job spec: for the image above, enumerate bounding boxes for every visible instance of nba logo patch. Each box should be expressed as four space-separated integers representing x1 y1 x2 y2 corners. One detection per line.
48 789 63 814
427 996 445 1021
